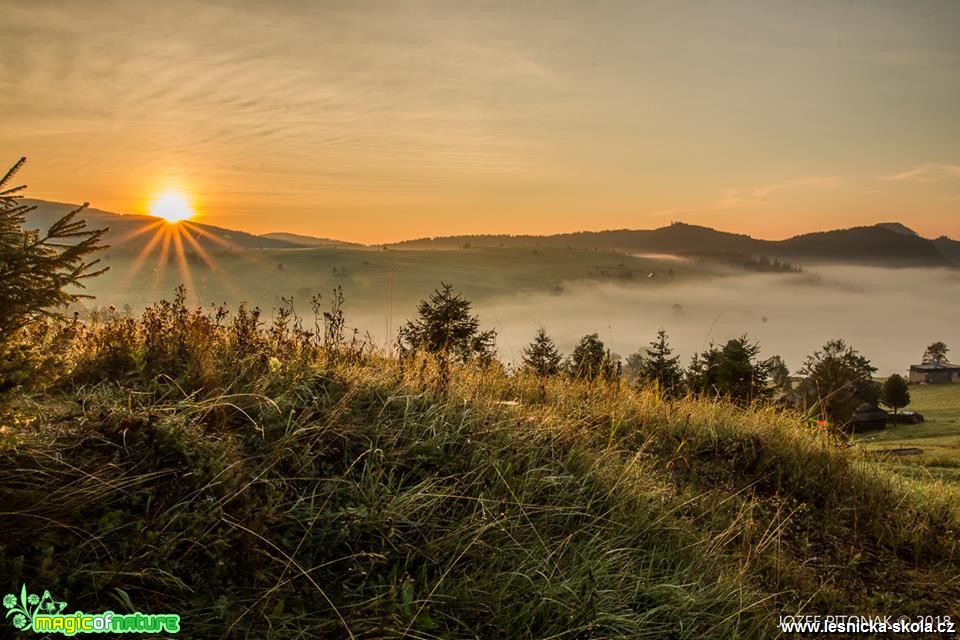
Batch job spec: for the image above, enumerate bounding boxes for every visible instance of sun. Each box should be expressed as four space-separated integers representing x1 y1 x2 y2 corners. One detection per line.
150 191 194 223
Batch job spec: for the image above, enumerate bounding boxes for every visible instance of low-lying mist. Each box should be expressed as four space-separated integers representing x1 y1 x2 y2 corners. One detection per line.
354 265 958 378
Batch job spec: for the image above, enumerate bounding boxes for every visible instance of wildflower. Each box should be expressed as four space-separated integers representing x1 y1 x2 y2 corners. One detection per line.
268 356 282 373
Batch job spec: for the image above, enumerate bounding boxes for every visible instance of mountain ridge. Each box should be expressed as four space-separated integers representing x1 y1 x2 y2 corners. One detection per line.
21 198 959 267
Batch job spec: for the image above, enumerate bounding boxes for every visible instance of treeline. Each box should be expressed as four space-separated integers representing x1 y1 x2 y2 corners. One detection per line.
394 283 912 432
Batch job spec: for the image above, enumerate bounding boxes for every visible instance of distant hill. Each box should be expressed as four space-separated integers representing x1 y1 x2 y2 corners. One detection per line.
390 222 957 267
934 236 960 265
22 199 305 252
874 222 918 236
20 199 959 267
260 231 358 248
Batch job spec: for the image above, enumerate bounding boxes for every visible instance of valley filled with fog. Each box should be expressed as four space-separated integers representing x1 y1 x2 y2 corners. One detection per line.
344 263 958 377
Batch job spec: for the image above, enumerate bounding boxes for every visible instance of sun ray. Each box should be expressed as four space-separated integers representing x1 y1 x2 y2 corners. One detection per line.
119 222 169 291
154 225 173 292
115 219 165 245
171 225 196 303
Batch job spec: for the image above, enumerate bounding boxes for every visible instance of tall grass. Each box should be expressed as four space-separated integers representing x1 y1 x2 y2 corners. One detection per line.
1 295 958 638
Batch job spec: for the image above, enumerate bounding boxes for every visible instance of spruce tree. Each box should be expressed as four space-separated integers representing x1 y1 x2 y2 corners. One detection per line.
1 157 108 394
685 335 771 404
396 282 496 363
0 157 109 337
568 333 618 381
635 328 682 395
521 327 562 376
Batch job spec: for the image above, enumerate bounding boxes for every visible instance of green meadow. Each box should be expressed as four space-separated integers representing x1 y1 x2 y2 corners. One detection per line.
858 383 960 483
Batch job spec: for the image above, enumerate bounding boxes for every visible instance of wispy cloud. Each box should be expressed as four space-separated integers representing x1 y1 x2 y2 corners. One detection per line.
649 177 840 218
880 164 960 182
750 176 840 202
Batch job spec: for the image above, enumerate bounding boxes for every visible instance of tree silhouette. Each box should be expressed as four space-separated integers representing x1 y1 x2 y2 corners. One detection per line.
521 327 562 376
1 157 108 395
797 339 879 429
635 328 682 395
686 335 771 405
0 157 108 337
568 333 619 381
397 282 496 363
881 374 910 417
922 341 950 366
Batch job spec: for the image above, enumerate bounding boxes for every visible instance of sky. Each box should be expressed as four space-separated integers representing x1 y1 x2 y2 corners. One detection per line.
2 0 959 244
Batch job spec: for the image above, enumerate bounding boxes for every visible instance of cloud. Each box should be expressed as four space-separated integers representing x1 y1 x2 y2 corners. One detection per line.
750 176 840 202
880 164 960 182
648 177 838 218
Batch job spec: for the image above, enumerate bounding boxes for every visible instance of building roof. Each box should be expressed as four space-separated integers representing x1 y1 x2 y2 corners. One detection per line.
910 362 960 371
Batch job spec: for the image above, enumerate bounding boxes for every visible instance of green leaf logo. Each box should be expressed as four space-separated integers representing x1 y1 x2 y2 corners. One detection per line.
3 584 69 632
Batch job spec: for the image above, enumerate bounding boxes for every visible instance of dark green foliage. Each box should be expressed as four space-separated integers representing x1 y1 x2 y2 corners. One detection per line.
634 329 682 395
568 333 619 381
881 374 911 416
685 335 771 404
397 282 496 363
521 327 562 376
922 341 950 366
0 158 107 395
0 158 108 337
797 339 879 430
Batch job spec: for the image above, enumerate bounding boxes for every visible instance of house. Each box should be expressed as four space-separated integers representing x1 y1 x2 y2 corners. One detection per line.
908 362 960 384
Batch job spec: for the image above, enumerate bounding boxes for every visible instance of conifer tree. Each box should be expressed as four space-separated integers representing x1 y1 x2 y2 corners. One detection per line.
1 157 108 393
568 333 618 381
397 282 496 363
0 157 108 336
521 327 562 376
635 328 682 395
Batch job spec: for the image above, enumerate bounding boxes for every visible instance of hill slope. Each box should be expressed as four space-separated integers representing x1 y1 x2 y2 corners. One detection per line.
22 199 302 251
2 305 958 638
260 231 359 248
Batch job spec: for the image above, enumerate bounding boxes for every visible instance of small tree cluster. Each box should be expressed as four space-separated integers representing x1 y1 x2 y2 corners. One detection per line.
797 339 879 429
685 335 772 405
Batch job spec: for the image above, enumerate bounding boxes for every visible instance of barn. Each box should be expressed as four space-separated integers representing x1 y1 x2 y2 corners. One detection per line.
908 363 960 384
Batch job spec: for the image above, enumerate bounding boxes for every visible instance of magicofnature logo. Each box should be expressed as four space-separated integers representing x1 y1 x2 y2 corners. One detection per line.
4 584 180 635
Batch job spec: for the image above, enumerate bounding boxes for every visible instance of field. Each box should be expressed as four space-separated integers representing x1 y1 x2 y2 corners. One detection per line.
857 383 960 482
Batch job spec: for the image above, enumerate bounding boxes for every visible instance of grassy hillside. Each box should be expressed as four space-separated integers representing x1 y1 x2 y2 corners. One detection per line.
2 301 959 638
858 383 960 483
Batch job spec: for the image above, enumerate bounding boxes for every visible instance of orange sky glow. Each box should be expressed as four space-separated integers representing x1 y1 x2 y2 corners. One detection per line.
3 1 959 244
